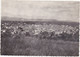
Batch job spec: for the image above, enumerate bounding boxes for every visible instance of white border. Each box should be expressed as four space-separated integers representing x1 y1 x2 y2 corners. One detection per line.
16 0 80 1
0 0 79 57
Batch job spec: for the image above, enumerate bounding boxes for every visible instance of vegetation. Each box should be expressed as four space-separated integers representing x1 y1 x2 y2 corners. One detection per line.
1 20 79 56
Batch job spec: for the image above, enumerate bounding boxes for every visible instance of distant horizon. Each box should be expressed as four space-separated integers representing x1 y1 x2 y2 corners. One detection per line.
1 16 79 23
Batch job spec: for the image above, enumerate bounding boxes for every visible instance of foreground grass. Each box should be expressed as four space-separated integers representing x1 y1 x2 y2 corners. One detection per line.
1 35 79 56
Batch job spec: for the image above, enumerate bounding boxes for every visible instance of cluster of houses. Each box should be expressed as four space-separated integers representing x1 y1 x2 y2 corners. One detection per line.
1 22 79 36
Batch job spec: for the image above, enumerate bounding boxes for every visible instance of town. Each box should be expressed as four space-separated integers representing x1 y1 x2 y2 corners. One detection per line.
1 21 79 41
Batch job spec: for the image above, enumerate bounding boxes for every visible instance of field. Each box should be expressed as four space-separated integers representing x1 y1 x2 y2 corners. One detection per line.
1 20 79 56
1 35 79 56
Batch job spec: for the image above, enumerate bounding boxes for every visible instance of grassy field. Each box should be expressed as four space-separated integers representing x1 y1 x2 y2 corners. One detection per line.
1 35 79 56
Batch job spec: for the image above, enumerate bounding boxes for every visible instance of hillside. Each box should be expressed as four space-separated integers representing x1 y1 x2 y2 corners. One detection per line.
1 16 79 27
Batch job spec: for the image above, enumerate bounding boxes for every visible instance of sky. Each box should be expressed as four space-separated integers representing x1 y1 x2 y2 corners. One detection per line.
2 0 79 22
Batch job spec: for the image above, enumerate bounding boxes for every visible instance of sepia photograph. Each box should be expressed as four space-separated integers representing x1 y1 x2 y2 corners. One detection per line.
1 0 79 56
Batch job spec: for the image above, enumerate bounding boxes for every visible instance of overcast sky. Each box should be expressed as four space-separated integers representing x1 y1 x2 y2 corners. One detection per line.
2 0 79 22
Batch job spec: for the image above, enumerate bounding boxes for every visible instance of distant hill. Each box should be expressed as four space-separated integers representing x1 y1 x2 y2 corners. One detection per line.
1 16 58 21
1 16 79 27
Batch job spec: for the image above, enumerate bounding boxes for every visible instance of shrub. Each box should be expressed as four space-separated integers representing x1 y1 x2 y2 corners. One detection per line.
39 31 49 39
